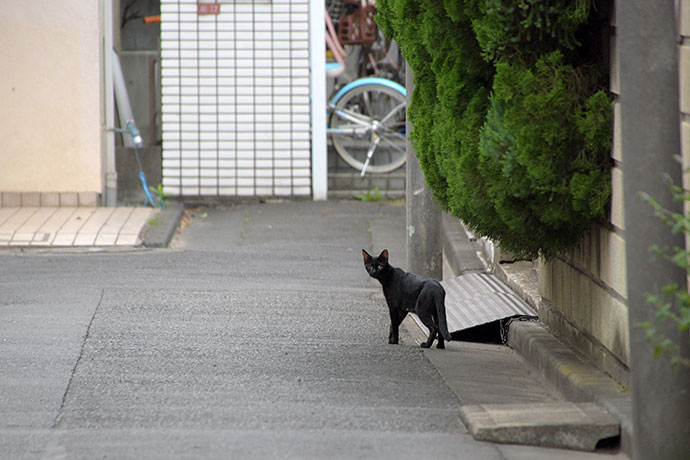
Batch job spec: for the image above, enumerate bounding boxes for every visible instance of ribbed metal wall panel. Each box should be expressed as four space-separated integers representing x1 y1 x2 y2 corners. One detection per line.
160 0 312 197
411 272 538 339
440 273 537 333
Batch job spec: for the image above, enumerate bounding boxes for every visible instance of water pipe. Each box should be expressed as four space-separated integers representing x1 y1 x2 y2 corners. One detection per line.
112 50 136 148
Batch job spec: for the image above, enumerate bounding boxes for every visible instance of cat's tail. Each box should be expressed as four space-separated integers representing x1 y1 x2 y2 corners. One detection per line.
435 288 452 341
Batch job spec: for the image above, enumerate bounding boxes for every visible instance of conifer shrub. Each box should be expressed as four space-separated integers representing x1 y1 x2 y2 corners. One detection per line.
377 0 612 258
471 0 591 63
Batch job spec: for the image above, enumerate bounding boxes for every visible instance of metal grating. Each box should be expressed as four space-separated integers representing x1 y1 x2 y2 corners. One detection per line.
160 0 312 197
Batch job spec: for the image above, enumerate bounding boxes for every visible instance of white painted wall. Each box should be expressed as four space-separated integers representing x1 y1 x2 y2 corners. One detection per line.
0 1 103 194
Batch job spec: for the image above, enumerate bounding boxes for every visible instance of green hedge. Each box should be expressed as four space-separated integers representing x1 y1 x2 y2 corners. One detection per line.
377 0 612 258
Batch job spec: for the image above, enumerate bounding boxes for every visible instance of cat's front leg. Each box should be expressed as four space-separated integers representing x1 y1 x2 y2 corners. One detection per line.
388 324 398 344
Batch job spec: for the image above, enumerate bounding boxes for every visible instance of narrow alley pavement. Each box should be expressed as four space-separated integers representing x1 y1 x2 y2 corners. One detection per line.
0 200 626 459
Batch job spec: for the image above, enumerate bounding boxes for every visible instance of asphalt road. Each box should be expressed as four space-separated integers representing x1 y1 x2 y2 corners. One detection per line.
0 200 625 459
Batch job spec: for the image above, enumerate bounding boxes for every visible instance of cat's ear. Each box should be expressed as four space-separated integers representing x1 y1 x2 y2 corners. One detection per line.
362 249 371 262
379 249 389 263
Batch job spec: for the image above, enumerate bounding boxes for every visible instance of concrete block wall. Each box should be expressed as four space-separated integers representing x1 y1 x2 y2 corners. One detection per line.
537 2 631 387
538 226 629 387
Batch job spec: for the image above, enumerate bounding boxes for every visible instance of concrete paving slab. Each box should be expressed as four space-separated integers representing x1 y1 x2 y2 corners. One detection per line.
0 207 36 244
94 207 134 245
28 213 59 243
119 207 152 235
30 208 76 246
52 208 94 246
0 207 19 226
402 316 563 406
73 208 114 246
114 232 139 246
115 207 153 246
459 402 620 451
0 207 36 232
0 232 12 246
0 206 156 248
11 208 56 244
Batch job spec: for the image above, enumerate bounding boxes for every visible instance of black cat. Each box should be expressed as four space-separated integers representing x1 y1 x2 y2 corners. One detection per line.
362 249 452 349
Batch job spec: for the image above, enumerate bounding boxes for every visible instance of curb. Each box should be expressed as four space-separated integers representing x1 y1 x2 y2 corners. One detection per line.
507 321 633 454
140 203 184 248
440 212 633 456
441 213 485 275
459 401 621 452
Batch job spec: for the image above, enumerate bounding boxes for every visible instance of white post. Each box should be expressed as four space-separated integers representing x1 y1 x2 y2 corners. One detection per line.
309 0 327 200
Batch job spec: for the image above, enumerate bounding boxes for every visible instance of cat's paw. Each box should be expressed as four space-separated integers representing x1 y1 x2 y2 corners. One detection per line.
420 342 431 348
436 342 445 349
388 338 399 344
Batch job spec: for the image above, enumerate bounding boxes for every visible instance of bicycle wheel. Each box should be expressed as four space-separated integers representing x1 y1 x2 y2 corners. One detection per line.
329 82 407 174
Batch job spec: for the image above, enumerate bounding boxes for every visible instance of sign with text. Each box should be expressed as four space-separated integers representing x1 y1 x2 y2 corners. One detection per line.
198 3 221 15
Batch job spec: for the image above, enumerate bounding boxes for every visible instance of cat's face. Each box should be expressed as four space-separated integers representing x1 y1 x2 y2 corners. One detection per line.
362 249 389 279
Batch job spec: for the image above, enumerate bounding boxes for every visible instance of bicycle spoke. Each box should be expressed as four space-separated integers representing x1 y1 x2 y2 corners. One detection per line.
381 136 407 153
332 107 372 126
379 102 406 125
379 127 406 140
361 91 373 117
328 123 369 136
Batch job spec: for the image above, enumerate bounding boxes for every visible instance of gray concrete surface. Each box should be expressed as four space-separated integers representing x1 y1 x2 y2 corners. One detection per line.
460 403 619 451
0 200 628 459
140 203 184 248
506 321 633 452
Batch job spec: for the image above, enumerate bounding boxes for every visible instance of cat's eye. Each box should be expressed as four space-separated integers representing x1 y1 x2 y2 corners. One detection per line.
377 265 383 270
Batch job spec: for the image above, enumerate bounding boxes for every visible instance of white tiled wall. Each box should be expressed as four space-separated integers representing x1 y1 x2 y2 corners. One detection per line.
161 0 312 196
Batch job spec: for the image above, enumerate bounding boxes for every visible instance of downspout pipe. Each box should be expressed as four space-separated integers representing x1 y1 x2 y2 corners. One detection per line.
102 0 117 206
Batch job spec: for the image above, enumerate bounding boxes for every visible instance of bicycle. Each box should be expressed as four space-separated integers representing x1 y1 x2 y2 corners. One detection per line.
324 8 407 177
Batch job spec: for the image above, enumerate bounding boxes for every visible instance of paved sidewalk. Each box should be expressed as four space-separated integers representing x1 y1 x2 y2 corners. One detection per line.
0 207 155 248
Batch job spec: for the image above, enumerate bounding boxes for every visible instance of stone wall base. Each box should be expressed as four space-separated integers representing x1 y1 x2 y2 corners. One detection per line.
0 192 100 207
